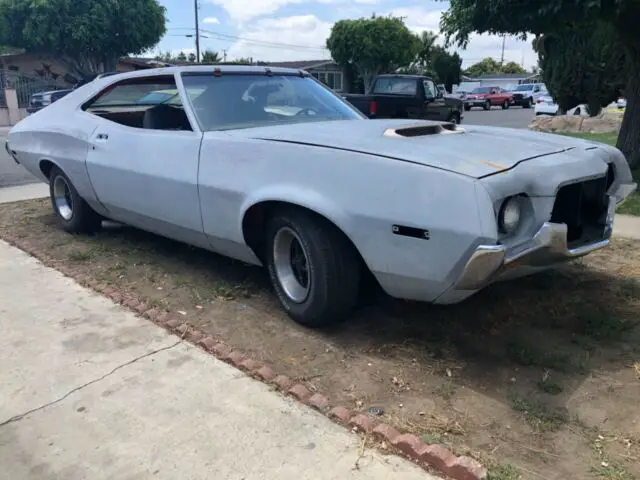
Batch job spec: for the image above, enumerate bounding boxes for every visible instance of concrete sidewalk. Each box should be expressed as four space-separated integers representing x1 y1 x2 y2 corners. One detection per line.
0 240 437 480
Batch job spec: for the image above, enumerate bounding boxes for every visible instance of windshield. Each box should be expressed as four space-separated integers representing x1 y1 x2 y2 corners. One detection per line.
514 85 534 92
471 87 491 94
372 78 417 95
181 73 364 131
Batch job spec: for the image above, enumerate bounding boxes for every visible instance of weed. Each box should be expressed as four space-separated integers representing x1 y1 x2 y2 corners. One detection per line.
505 338 572 372
537 378 563 395
508 393 568 432
576 309 635 341
487 463 521 480
68 251 92 262
433 380 457 401
591 461 635 480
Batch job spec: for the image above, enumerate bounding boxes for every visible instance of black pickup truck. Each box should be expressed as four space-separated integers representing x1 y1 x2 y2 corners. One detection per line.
343 74 464 124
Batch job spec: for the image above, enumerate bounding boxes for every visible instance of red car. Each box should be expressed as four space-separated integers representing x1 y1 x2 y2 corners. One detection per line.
463 86 513 111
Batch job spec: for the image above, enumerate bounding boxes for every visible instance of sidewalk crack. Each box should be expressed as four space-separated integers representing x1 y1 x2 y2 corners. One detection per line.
0 341 181 428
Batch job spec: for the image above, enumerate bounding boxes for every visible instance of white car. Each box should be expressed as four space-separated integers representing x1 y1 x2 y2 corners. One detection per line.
5 65 636 327
534 96 591 116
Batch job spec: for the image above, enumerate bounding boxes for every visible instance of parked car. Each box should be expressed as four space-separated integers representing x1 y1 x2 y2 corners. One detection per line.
5 66 636 328
463 86 513 111
510 83 547 108
26 89 73 114
534 96 594 117
344 74 464 124
27 72 123 115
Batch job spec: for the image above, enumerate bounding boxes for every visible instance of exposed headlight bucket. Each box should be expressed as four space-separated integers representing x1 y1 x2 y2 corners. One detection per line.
42 93 52 105
499 196 521 234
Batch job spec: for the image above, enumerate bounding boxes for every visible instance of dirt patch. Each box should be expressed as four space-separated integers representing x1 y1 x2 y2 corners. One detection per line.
2 199 640 480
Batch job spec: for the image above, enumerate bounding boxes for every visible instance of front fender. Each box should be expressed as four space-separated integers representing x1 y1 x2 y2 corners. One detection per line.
239 183 354 241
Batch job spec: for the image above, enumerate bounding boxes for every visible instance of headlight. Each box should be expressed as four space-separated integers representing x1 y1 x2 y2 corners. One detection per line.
42 93 52 106
498 196 521 234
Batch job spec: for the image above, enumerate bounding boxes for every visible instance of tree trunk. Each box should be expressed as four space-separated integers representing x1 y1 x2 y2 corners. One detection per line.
616 61 640 169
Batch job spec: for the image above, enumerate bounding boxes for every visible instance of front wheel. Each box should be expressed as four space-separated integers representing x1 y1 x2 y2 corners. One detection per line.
265 208 361 327
448 112 461 124
524 98 533 108
483 100 491 111
464 104 471 111
502 100 509 109
49 166 102 234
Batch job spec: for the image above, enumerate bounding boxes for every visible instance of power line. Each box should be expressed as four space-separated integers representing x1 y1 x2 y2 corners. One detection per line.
167 27 328 51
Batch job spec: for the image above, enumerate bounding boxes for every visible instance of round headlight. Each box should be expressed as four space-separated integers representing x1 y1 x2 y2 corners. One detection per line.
499 197 521 234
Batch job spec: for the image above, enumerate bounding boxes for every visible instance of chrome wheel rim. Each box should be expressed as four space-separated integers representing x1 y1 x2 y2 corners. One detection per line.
53 175 73 221
273 227 311 303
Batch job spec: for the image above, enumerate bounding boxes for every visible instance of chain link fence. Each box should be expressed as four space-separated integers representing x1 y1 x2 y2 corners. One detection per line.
0 69 67 108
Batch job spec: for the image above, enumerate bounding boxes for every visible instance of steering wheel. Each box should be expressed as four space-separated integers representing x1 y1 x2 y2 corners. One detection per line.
295 107 317 116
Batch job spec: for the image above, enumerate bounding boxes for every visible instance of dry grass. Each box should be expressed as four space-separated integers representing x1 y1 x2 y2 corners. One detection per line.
2 198 640 480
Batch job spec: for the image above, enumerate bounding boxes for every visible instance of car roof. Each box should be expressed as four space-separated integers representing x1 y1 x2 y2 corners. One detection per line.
99 64 306 81
375 74 433 80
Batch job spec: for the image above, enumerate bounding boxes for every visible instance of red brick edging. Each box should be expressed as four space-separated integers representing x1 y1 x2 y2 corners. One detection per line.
1 233 487 480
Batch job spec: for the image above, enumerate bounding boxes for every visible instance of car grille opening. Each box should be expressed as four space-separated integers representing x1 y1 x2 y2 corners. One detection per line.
550 172 612 247
384 123 464 138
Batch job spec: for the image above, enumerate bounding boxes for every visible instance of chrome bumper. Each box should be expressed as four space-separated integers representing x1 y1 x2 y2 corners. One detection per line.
455 182 637 291
455 222 611 290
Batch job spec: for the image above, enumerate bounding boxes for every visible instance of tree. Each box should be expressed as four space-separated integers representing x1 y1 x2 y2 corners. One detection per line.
430 47 462 93
201 49 220 64
327 15 419 91
463 57 502 77
176 51 187 62
440 0 640 168
0 0 166 81
533 22 627 117
501 61 527 74
416 31 439 70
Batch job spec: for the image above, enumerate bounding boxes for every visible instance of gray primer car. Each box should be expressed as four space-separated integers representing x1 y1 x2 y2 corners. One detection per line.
5 65 637 327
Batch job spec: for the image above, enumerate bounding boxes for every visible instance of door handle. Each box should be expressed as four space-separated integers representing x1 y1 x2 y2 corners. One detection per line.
96 133 109 141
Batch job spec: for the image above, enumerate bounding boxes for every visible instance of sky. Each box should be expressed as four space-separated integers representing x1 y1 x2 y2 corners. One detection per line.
153 0 537 70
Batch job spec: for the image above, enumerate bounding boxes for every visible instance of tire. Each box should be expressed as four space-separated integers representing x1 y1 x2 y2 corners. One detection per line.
448 112 461 124
483 100 491 111
464 104 471 111
524 97 533 108
49 166 102 234
502 100 509 110
265 207 361 328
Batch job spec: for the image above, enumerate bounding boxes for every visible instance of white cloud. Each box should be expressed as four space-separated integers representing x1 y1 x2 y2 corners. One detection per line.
204 4 536 69
227 15 331 62
203 16 220 24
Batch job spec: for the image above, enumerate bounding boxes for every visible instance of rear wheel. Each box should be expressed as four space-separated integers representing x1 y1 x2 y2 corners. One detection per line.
448 112 461 124
483 100 491 111
265 208 361 327
464 104 471 111
49 166 101 233
502 100 509 109
524 97 533 108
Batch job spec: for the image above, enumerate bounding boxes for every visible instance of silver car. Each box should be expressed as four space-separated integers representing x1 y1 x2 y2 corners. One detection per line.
5 66 637 327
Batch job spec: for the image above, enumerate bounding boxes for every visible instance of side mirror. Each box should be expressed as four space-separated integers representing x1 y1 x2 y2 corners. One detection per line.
425 95 435 103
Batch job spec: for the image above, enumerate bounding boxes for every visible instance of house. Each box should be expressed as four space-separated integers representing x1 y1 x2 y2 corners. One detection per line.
460 72 542 89
264 60 346 93
0 52 169 90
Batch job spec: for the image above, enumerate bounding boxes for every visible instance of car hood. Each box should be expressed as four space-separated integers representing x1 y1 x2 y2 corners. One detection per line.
228 119 596 178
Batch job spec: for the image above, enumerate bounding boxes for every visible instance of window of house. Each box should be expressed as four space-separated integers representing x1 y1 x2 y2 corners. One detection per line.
310 71 343 92
82 75 193 131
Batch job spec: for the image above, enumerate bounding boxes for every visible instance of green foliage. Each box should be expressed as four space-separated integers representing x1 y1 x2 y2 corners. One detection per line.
534 22 628 116
430 46 462 93
326 15 419 91
440 0 640 167
464 57 527 77
200 49 220 64
0 0 166 78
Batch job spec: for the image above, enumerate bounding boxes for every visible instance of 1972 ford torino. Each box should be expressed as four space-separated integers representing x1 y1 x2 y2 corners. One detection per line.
6 66 637 327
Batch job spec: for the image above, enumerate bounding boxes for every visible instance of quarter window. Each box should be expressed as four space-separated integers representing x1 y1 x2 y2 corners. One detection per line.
83 75 193 131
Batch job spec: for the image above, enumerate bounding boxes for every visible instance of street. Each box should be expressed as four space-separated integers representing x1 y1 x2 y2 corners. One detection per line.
0 108 533 189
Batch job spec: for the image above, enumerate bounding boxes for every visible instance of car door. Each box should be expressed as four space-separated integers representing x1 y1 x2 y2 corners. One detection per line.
422 79 449 120
82 74 209 248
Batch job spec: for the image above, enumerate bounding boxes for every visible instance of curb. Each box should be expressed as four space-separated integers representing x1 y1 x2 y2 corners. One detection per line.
0 231 487 480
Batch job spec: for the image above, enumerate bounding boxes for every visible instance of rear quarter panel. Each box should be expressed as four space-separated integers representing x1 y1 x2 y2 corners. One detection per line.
198 132 493 301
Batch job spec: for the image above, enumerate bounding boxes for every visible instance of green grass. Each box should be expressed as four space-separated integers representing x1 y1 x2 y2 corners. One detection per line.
557 132 639 216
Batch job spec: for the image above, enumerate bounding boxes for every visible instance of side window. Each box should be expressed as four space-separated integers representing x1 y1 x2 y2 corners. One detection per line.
423 80 437 99
83 75 192 131
533 86 540 93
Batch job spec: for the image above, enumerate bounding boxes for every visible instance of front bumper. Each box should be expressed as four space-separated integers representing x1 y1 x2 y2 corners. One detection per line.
453 184 636 291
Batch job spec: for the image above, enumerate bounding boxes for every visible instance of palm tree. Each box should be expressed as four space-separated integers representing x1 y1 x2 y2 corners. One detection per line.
201 49 221 64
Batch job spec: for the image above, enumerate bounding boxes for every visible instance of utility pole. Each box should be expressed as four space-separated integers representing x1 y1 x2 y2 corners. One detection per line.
500 35 506 66
194 0 200 63
222 49 227 62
